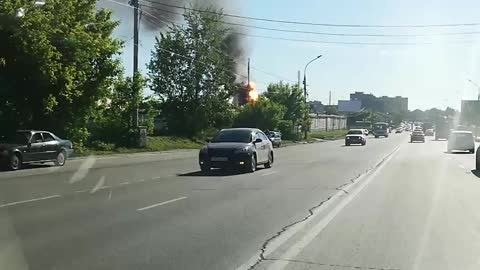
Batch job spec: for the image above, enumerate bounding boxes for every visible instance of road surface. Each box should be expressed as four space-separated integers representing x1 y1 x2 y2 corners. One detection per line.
1 133 479 270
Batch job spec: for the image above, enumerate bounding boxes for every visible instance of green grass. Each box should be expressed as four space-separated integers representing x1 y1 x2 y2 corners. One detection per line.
309 129 348 140
75 136 204 157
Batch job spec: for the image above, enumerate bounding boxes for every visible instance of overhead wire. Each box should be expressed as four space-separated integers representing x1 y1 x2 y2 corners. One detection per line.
138 3 480 38
139 0 480 29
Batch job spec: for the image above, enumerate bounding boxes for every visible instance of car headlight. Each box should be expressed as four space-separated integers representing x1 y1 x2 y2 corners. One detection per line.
235 146 249 153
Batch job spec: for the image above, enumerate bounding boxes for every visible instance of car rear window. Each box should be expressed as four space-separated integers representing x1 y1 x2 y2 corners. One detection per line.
347 130 363 135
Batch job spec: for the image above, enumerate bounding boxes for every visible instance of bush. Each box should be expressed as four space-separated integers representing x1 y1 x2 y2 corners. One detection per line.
278 120 298 140
90 140 116 151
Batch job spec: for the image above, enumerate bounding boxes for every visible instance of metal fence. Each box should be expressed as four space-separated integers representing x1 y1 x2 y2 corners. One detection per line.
310 114 347 131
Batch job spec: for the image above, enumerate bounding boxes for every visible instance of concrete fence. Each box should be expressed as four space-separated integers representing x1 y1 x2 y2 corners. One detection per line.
310 114 347 131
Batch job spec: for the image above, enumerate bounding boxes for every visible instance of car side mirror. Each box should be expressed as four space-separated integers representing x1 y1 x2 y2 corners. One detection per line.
254 138 263 143
206 139 211 143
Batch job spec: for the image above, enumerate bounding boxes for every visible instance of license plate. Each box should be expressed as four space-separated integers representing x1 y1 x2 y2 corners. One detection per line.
211 157 228 162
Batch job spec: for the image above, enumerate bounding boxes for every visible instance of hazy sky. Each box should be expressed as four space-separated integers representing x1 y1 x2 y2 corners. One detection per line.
100 0 480 110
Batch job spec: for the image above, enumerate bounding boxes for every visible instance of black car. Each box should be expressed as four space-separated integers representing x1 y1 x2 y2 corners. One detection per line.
0 130 74 170
199 128 274 173
410 131 425 143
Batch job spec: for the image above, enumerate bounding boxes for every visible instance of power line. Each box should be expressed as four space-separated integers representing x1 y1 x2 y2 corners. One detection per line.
136 4 294 82
139 0 480 29
138 3 480 37
233 32 479 46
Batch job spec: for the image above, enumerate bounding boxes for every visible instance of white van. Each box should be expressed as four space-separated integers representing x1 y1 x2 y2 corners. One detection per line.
448 131 475 153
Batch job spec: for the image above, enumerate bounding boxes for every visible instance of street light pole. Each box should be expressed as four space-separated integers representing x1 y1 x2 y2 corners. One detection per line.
467 79 480 101
302 55 322 139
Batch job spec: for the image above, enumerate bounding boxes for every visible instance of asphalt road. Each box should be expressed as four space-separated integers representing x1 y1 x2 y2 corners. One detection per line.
1 133 478 270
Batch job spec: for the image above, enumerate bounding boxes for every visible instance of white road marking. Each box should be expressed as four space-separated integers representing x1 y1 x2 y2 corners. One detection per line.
107 190 112 200
136 179 146 182
459 164 466 169
0 195 61 208
75 190 88 193
98 185 111 189
261 171 277 176
151 176 162 180
265 147 400 270
90 176 106 194
69 156 96 183
137 196 187 211
119 182 130 185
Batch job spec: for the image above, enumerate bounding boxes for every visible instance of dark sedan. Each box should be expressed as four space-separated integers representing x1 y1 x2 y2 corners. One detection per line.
0 130 74 170
410 131 425 143
199 128 274 174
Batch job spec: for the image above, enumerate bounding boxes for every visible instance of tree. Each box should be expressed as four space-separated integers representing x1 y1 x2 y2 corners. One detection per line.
0 0 122 146
233 97 284 130
264 82 306 125
148 7 237 136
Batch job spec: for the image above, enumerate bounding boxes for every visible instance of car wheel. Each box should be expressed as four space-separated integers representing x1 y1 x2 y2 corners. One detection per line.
200 164 211 175
264 152 273 169
54 150 66 166
477 160 480 171
470 148 475 154
246 154 256 173
9 153 22 171
362 141 366 146
345 142 350 146
375 135 379 138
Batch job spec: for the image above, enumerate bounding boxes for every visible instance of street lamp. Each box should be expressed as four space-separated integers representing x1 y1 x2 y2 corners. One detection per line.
302 55 323 139
467 79 480 101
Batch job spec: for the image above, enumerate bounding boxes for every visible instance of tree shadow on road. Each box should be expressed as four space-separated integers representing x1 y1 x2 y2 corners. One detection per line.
471 170 480 178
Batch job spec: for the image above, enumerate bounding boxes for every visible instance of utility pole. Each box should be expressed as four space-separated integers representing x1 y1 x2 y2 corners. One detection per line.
329 91 332 106
132 0 139 128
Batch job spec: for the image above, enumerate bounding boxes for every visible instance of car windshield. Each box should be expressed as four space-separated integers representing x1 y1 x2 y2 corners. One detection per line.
453 133 473 141
211 130 252 143
348 130 363 135
0 132 30 144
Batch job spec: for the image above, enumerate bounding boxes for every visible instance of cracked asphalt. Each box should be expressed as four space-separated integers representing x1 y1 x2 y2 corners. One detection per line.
1 133 478 270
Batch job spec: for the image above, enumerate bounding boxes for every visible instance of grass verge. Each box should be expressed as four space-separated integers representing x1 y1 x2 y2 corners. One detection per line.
75 136 204 157
309 129 348 140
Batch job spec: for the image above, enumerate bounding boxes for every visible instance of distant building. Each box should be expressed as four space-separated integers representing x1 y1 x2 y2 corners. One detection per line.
338 100 362 112
308 100 324 114
349 91 407 113
461 100 480 125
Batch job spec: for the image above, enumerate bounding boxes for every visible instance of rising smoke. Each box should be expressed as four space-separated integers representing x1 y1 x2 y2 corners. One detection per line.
99 0 248 74
140 0 247 70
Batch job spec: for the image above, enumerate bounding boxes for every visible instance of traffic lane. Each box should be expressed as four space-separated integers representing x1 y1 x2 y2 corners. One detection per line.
0 149 198 180
258 131 480 270
0 134 407 204
4 136 406 270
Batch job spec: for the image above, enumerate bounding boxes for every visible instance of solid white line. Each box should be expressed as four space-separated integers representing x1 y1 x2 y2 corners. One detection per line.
152 176 162 180
137 179 147 182
75 190 88 193
98 185 111 189
107 190 112 200
261 171 277 176
0 195 61 208
90 176 106 194
266 147 401 270
137 196 187 211
120 182 131 185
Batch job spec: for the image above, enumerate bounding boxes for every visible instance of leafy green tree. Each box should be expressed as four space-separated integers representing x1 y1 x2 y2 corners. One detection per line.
89 72 144 147
148 7 237 137
233 97 284 130
264 82 307 127
0 0 122 146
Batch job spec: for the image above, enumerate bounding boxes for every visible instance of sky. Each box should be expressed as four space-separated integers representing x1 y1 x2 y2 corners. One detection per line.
99 0 480 111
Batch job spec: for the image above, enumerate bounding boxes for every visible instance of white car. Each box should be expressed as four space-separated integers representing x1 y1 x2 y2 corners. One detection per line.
345 129 367 146
448 131 475 153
